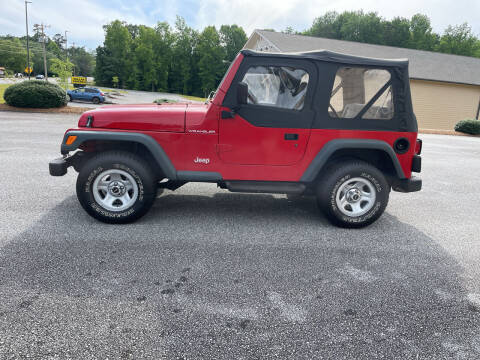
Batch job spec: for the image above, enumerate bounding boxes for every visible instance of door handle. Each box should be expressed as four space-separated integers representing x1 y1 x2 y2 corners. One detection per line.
284 133 299 140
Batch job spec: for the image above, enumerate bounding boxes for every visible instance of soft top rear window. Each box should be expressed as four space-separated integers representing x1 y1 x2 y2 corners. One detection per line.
329 67 394 120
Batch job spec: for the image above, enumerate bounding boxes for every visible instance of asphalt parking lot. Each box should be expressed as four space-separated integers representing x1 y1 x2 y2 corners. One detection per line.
1 111 480 359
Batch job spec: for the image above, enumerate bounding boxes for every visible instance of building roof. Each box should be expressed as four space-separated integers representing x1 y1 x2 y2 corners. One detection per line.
249 30 480 86
241 49 409 67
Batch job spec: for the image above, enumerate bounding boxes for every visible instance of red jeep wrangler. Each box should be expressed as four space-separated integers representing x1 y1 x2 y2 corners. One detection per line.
49 50 422 228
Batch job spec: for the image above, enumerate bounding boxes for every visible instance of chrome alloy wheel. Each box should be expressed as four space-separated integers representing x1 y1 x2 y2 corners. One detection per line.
92 169 138 212
335 177 376 217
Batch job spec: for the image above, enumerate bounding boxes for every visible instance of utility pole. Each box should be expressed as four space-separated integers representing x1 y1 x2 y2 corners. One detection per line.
34 23 50 80
72 42 76 76
64 30 68 62
25 1 32 79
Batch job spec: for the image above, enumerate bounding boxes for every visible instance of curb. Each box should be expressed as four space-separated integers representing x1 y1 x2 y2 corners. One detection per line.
0 103 91 114
419 128 480 137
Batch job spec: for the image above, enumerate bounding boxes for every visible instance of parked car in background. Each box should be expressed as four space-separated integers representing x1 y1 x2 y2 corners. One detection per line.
67 87 105 104
35 74 45 80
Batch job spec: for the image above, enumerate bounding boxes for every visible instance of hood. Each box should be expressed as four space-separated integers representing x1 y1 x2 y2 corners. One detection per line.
78 103 187 132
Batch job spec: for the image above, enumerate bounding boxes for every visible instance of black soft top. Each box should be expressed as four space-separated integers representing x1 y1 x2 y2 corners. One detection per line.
241 49 408 68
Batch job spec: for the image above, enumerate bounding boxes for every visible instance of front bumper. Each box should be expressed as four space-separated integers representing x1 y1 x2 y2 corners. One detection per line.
392 176 422 193
49 152 86 176
49 157 69 176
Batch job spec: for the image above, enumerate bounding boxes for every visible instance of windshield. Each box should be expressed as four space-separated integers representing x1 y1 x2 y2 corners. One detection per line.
208 59 236 103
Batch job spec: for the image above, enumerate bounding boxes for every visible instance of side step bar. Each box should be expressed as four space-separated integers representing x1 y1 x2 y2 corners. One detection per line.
223 181 306 195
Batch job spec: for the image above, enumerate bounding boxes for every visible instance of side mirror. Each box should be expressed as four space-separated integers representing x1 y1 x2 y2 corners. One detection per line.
237 82 248 106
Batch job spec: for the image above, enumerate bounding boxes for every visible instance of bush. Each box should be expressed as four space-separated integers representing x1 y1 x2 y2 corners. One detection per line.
3 80 67 108
454 119 480 135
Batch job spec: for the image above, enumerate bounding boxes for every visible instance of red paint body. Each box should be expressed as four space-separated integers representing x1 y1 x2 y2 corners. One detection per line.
71 53 417 181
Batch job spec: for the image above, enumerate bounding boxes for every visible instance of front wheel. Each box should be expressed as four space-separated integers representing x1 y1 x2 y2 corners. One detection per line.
76 151 157 223
317 161 389 228
67 94 72 102
92 97 100 104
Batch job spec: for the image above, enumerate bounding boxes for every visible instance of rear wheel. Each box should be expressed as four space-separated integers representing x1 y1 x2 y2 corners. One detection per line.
67 94 72 102
76 151 157 223
317 161 389 228
92 97 100 104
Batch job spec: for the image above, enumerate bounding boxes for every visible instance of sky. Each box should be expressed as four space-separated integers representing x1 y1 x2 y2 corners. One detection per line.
1 0 479 51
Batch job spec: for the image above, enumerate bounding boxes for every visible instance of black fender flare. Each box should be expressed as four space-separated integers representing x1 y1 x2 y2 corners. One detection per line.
61 130 177 179
300 139 406 182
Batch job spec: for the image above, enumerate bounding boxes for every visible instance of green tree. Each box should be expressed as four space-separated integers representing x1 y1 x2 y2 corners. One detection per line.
46 39 63 59
336 11 384 44
219 24 247 63
95 45 115 86
69 46 95 76
91 19 247 94
96 20 132 87
305 11 341 39
50 58 74 90
305 11 385 44
154 22 174 92
383 17 411 48
131 26 157 91
197 26 225 96
126 24 141 40
437 23 480 56
0 38 27 73
51 33 65 48
302 11 480 58
409 14 439 50
168 17 197 94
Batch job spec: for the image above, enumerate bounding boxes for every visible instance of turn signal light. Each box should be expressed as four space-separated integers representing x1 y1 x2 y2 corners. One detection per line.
66 135 77 145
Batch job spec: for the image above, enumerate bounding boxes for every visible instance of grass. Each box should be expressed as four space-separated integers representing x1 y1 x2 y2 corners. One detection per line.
97 87 128 94
93 86 128 94
154 94 207 104
180 94 207 102
0 84 10 104
154 98 178 104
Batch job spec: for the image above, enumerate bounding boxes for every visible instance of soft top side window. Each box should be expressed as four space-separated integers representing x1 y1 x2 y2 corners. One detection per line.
241 66 309 110
329 67 394 120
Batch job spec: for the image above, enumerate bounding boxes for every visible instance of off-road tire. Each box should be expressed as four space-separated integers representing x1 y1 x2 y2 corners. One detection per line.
316 161 389 228
76 151 157 224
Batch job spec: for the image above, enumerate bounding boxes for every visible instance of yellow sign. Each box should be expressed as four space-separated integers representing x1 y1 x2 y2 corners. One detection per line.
25 67 33 74
71 76 87 85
